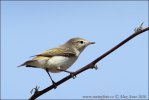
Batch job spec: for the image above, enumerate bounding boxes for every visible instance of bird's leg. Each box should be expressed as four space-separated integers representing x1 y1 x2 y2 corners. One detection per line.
45 68 57 89
57 67 76 79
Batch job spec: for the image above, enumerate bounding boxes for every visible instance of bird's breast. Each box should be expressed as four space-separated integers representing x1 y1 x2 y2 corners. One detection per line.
47 56 78 73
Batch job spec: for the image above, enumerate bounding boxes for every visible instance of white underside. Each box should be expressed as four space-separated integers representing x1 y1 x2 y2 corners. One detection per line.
32 56 77 73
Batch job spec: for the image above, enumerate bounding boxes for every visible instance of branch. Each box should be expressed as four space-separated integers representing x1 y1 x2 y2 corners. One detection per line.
29 25 149 100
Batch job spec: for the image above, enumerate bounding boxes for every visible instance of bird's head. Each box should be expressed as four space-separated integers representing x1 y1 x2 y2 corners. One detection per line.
66 37 95 53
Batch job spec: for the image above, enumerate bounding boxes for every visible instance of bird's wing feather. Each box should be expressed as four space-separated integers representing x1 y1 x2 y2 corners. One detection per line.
34 47 76 57
18 56 50 67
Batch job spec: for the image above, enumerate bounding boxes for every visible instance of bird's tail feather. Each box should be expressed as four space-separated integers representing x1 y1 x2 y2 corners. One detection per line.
18 60 36 67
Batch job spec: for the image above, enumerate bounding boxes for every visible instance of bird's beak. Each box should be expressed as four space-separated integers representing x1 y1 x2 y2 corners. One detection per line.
87 41 95 45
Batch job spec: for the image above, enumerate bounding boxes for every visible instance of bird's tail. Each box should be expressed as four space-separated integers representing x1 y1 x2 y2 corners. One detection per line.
18 60 36 67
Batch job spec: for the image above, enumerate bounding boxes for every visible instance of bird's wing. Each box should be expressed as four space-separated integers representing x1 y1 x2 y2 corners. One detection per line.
34 47 76 57
18 56 50 67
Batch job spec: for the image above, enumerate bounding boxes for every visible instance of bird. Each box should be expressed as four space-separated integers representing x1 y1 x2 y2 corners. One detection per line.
18 37 95 87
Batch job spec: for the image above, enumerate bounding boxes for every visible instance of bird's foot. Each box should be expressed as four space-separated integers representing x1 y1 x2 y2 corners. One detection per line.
51 80 57 89
57 68 77 79
69 72 76 79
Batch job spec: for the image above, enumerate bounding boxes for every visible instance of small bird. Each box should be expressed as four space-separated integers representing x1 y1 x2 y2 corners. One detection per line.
19 37 95 87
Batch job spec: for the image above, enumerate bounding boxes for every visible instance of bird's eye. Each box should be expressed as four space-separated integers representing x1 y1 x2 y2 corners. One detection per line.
79 41 84 44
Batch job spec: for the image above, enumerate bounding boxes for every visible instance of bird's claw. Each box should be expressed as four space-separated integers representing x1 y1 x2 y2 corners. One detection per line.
70 72 76 79
30 86 40 94
52 81 57 89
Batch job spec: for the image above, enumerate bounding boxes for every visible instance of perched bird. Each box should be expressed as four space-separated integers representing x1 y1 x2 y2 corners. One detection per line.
19 37 95 87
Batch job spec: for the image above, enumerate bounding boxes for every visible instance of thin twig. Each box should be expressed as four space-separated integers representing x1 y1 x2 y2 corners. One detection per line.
29 26 149 100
